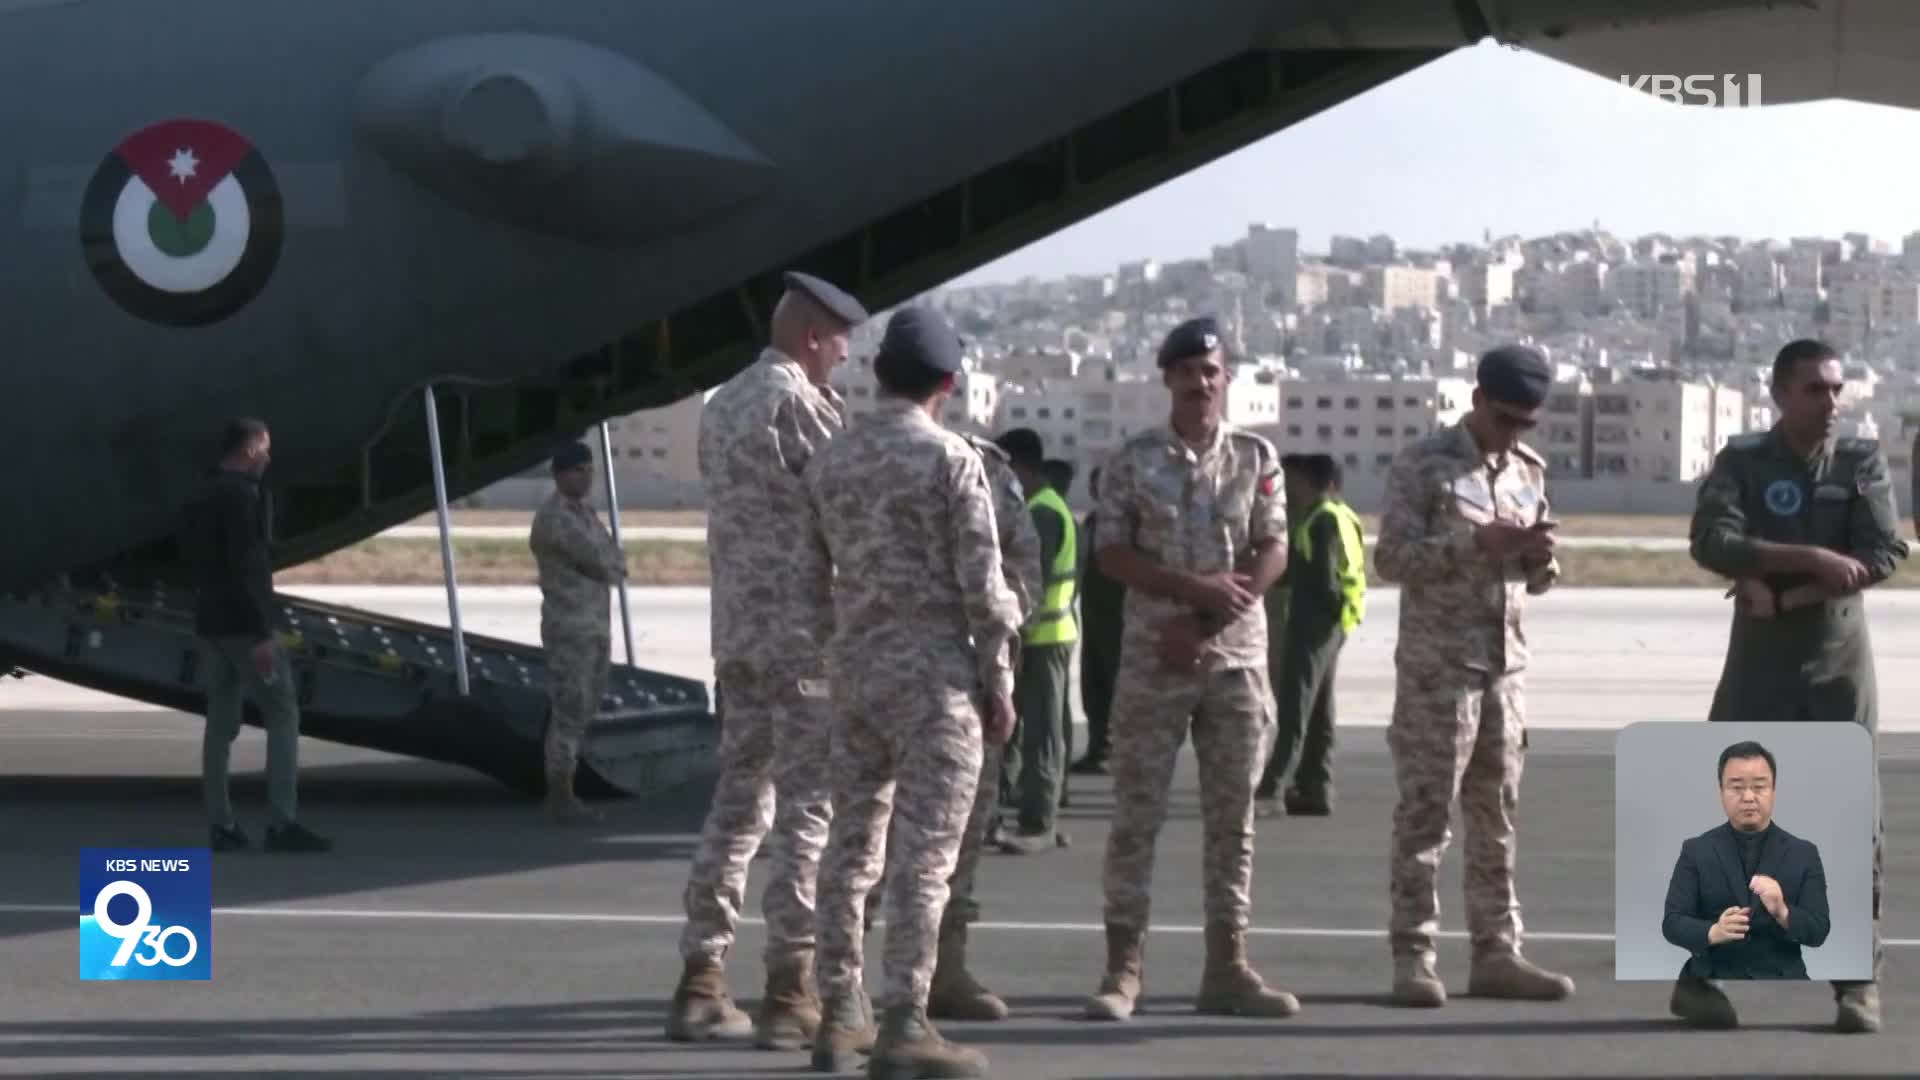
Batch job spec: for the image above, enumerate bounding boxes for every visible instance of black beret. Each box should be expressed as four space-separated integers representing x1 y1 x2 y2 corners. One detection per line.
551 441 592 471
874 306 963 377
783 271 870 327
1476 344 1553 408
1157 316 1225 368
1280 452 1332 472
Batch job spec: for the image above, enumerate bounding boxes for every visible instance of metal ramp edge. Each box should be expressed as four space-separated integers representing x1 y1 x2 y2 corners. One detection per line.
0 582 717 801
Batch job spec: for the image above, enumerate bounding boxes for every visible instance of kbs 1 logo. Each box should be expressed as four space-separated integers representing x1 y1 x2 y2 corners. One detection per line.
79 847 211 980
1618 73 1765 108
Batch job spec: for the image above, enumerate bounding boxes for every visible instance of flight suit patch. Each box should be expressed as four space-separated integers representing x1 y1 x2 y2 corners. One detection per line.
1763 479 1803 516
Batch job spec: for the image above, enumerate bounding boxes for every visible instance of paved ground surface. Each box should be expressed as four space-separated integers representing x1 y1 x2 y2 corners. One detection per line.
5 587 1920 1076
15 586 1920 732
1 722 1917 1078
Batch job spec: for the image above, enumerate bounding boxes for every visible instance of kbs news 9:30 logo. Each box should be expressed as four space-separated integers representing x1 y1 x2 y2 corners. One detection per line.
79 847 212 980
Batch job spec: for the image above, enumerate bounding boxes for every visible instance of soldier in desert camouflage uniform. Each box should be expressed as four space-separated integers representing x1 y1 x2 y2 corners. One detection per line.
863 431 1041 1024
1372 343 1576 1008
1080 316 1297 1023
803 306 1022 1079
665 272 869 1049
529 441 629 823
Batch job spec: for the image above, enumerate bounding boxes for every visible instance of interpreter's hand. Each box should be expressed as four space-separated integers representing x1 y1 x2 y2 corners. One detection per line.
1707 905 1749 946
1807 548 1869 595
1727 579 1776 618
1152 615 1207 675
1749 874 1788 924
1474 521 1556 560
251 640 276 680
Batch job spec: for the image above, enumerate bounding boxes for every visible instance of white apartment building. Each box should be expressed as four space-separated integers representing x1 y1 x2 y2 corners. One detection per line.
1363 265 1441 312
1586 373 1741 484
1275 374 1473 477
601 389 709 507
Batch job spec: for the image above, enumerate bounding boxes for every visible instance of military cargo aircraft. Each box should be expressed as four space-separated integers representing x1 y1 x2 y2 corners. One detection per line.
0 0 1909 795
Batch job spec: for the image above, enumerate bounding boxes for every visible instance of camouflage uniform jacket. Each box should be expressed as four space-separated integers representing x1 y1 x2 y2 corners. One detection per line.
697 347 847 668
529 490 626 641
1093 420 1286 672
1373 419 1556 676
799 398 1023 702
963 433 1043 623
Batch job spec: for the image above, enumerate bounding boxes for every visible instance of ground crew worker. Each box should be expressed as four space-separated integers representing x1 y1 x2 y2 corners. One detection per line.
1041 456 1080 805
1683 337 1905 1034
665 271 869 1048
802 305 1022 1077
1081 315 1297 1023
529 440 629 824
1071 466 1123 777
1373 342 1576 1008
991 430 1077 853
1256 453 1363 816
1252 457 1305 817
184 417 331 854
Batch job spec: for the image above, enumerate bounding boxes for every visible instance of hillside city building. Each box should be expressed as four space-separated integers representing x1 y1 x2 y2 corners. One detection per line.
482 224 1920 515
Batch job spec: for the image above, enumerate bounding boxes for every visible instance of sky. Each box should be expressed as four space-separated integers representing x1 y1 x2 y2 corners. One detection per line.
947 40 1920 287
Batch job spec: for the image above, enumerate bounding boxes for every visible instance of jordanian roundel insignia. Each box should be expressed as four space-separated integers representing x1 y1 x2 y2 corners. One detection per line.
78 118 283 328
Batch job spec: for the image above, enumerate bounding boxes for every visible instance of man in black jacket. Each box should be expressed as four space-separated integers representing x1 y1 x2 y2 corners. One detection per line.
184 418 330 853
1665 741 1830 1027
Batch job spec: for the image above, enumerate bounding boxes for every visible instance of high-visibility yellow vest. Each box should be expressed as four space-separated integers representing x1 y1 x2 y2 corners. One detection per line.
1292 498 1366 634
1023 486 1079 645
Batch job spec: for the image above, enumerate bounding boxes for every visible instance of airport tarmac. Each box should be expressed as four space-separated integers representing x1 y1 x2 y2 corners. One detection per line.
11 586 1920 732
1 587 1919 1075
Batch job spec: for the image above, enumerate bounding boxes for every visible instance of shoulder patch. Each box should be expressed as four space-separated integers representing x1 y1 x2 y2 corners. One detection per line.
1724 432 1767 451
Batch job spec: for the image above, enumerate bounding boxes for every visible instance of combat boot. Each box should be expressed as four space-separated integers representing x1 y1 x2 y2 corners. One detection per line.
543 766 599 824
1390 950 1446 1008
811 988 877 1073
1668 974 1737 1029
665 955 754 1042
866 1002 988 1080
1084 924 1145 1020
1194 923 1299 1018
756 948 822 1050
1467 950 1575 1000
1835 985 1882 1034
927 916 1009 1020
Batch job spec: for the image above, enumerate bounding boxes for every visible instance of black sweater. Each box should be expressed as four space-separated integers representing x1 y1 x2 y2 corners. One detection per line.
184 469 276 640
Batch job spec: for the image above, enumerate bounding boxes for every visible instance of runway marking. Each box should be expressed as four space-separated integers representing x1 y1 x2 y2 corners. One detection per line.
0 902 1913 945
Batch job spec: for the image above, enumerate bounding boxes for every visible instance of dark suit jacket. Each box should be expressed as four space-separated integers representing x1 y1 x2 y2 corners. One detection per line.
1661 821 1830 979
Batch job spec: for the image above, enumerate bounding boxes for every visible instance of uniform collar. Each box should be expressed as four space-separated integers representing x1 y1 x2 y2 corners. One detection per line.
1449 416 1509 471
873 395 939 429
1163 417 1226 460
1764 422 1834 467
763 346 844 413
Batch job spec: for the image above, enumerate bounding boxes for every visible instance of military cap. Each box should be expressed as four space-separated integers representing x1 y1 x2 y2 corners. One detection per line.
1476 344 1553 408
783 271 870 327
1280 452 1332 472
1157 316 1225 368
874 305 963 377
551 441 592 471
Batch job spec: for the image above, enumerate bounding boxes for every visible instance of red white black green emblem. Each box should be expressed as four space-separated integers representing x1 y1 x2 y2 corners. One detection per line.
79 118 282 328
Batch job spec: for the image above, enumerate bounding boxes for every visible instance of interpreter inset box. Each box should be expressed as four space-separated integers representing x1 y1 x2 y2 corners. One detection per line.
1613 721 1875 982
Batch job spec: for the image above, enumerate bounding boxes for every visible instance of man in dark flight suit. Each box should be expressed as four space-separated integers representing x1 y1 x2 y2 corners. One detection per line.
1664 741 1830 1029
1687 337 1905 1034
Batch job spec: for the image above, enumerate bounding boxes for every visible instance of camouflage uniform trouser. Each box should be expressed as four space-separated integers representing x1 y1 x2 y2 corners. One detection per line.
1102 662 1274 933
1708 713 1884 992
544 633 610 779
872 738 1002 928
817 665 984 1011
678 658 833 966
1386 667 1526 958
